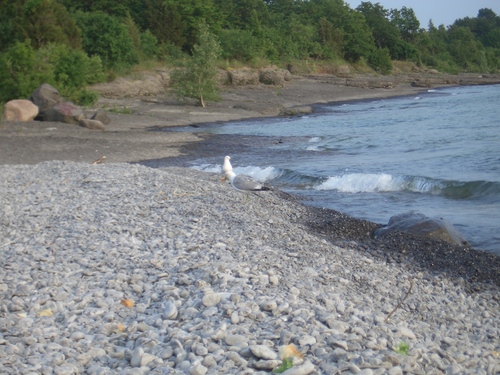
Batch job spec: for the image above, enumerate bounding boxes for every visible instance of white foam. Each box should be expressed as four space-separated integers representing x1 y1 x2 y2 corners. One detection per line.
191 164 279 182
315 173 399 193
192 164 221 173
234 166 280 182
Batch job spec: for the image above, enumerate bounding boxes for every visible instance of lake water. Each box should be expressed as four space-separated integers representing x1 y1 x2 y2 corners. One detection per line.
159 84 500 255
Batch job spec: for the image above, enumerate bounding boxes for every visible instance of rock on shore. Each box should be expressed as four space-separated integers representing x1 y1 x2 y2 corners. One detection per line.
0 162 499 374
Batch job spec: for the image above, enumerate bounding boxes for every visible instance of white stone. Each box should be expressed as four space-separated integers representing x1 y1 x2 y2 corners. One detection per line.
399 327 416 340
189 364 208 375
280 360 315 375
202 293 221 307
249 345 277 360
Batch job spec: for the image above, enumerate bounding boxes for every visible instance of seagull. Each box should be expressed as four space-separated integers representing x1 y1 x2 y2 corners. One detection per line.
221 155 233 182
224 169 271 201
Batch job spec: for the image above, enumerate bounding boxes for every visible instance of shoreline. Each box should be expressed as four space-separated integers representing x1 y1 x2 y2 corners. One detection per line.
1 75 499 270
2 73 500 165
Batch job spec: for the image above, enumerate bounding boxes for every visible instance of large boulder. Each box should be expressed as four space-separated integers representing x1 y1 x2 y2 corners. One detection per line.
374 211 469 246
3 99 39 122
259 68 291 86
29 83 62 115
228 69 260 86
42 102 84 124
334 65 351 78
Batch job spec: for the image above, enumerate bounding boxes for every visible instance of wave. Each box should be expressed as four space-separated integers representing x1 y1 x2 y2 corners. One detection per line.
314 173 500 199
192 164 281 182
193 162 500 200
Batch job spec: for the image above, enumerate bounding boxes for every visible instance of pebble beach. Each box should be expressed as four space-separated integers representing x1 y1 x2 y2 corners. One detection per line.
1 161 499 375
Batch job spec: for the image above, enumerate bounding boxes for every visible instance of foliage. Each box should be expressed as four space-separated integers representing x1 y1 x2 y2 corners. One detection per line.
0 40 104 105
74 11 139 69
219 29 258 62
170 24 221 107
342 10 375 62
2 0 500 106
272 358 294 373
369 47 392 74
140 30 159 59
0 40 53 103
394 342 410 355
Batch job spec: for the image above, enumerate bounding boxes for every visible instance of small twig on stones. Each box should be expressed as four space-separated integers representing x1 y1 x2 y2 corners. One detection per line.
92 156 106 164
385 277 414 323
0 241 14 249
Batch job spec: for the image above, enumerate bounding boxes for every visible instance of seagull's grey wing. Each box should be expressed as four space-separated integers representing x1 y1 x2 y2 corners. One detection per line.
232 174 264 192
232 174 271 192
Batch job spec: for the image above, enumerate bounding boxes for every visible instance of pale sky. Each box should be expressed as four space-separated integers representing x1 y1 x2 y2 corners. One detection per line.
344 0 500 28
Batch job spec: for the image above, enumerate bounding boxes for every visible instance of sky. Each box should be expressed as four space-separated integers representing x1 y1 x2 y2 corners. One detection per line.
344 0 500 28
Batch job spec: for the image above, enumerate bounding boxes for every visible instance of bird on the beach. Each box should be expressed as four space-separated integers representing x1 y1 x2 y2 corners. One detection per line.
224 169 271 201
222 155 233 174
221 155 233 182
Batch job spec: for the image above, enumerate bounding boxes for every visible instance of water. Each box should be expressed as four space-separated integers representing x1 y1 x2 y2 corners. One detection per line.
160 84 500 255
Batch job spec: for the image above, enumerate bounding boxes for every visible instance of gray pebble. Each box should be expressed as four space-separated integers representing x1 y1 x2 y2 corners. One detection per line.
249 345 277 360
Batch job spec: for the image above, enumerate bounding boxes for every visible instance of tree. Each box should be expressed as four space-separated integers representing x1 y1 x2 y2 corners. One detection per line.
74 11 139 69
170 24 221 107
342 10 374 62
390 6 420 42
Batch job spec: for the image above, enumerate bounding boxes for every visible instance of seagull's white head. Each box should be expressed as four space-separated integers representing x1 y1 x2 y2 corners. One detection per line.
222 155 233 174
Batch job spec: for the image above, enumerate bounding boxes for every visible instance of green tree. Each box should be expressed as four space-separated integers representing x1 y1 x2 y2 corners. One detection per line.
342 10 375 62
357 2 400 55
74 11 139 69
5 0 81 49
170 24 221 107
390 6 420 42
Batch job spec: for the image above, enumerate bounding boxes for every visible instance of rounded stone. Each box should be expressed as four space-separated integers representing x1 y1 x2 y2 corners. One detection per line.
249 345 277 360
202 293 221 307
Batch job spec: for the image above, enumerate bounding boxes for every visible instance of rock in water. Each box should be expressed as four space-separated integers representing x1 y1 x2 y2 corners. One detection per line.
374 211 469 246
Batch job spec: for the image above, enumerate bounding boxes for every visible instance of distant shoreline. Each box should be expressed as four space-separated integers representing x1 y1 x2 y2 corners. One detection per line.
2 72 500 166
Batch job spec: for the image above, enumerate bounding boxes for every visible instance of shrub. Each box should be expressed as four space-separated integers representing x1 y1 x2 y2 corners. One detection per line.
0 40 53 103
369 47 393 74
219 29 258 62
140 30 159 59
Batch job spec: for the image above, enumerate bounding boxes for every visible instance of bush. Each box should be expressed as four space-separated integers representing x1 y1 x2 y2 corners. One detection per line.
140 30 159 59
157 43 186 63
0 41 53 103
219 29 258 62
74 89 99 106
369 47 392 74
36 43 105 101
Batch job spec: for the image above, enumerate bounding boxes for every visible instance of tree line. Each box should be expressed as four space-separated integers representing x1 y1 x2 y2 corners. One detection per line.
1 0 499 105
